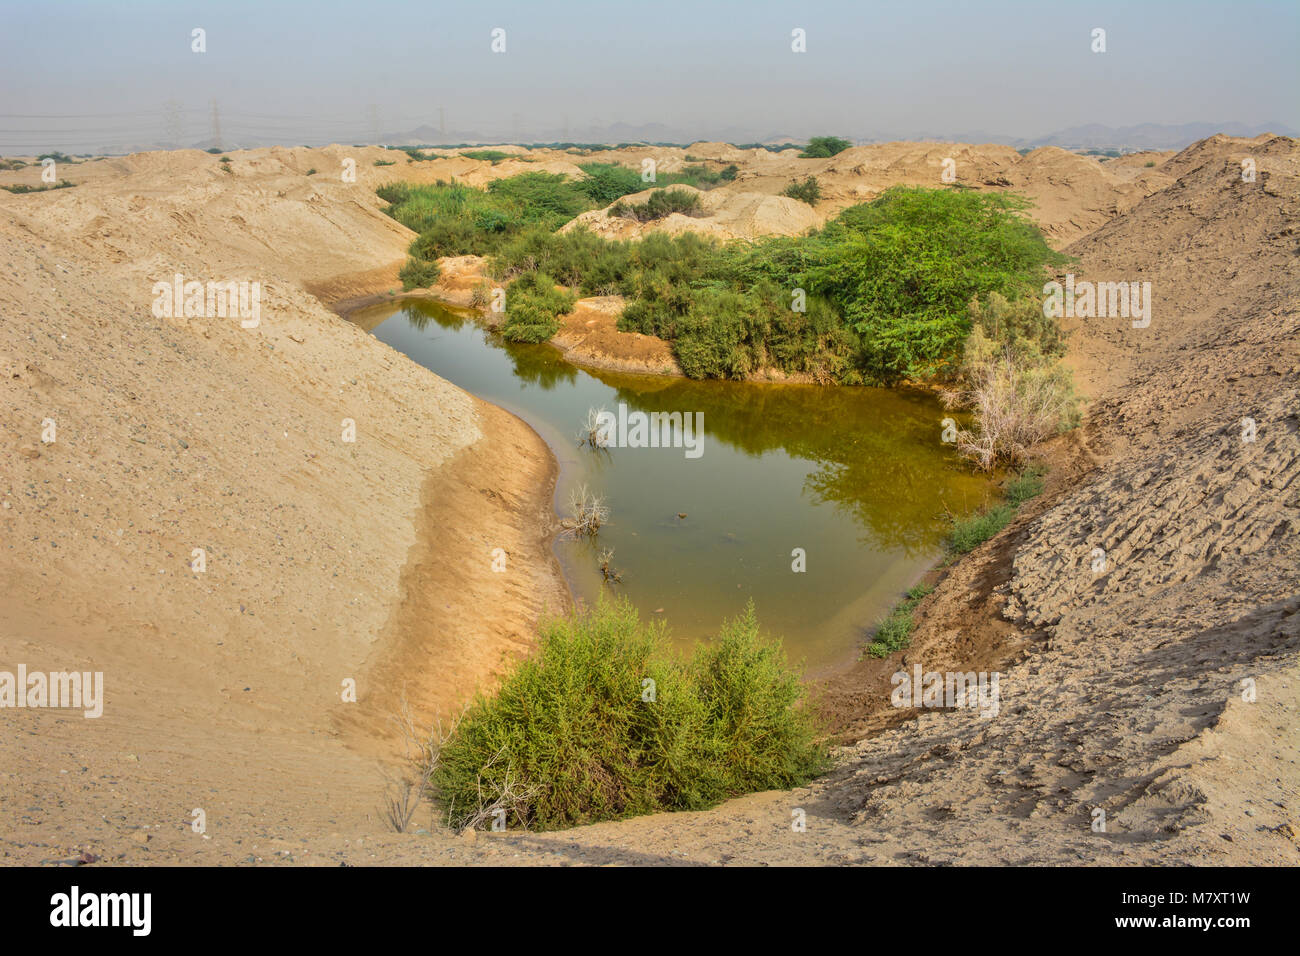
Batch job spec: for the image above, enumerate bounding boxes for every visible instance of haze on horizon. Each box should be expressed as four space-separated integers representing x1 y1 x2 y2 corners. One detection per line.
1 0 1297 153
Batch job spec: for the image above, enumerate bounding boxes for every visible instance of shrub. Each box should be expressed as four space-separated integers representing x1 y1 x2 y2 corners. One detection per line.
968 290 1066 359
576 162 644 205
942 325 1080 471
799 136 852 159
660 163 737 189
782 176 821 205
430 600 826 830
564 484 608 536
461 149 512 162
374 158 396 166
499 270 576 343
398 257 441 290
609 188 703 222
806 187 1069 382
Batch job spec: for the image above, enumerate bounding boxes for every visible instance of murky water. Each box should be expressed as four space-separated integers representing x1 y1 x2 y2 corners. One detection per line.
354 297 992 671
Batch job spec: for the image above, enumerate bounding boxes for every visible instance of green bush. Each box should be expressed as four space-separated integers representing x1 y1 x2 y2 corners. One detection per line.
373 158 396 166
806 187 1069 382
576 162 645 205
799 136 852 159
782 176 821 205
398 257 441 290
499 271 576 343
609 187 703 222
431 600 827 830
460 149 512 162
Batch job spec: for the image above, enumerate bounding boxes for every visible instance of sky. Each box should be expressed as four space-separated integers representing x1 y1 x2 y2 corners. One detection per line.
1 0 1297 151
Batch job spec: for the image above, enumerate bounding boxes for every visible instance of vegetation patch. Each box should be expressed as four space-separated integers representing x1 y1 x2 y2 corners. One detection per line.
499 270 577 343
799 136 852 158
431 599 828 831
609 187 704 222
948 503 1016 554
865 584 933 658
1004 463 1047 505
2 181 76 193
782 176 821 205
460 149 513 163
378 175 1076 428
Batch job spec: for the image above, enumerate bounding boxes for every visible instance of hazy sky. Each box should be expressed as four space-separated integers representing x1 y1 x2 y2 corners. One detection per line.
1 0 1296 151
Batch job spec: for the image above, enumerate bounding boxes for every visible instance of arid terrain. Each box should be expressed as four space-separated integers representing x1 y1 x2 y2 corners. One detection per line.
1 135 1296 865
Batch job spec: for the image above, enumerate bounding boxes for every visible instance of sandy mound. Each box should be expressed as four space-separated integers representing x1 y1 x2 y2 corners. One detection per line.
562 184 820 241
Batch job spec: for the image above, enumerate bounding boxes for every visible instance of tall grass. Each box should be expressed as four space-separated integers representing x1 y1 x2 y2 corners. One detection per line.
431 600 827 830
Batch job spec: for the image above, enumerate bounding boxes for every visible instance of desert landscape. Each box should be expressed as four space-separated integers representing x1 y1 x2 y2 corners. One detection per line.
1 130 1295 866
1 5 1297 900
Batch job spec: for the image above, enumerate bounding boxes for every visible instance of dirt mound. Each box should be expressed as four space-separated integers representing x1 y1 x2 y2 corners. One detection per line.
563 184 820 241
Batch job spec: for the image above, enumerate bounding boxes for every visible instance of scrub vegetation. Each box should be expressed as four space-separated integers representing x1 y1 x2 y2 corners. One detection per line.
379 169 1080 470
431 600 827 831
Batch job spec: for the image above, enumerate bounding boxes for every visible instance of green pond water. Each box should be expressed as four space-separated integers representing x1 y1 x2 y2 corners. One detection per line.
354 297 992 673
